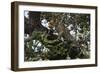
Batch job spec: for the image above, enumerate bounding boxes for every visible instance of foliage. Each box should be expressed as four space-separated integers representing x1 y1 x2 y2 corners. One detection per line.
24 11 90 61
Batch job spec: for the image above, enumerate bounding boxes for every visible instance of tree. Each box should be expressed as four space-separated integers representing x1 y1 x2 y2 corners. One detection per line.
24 11 90 61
